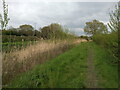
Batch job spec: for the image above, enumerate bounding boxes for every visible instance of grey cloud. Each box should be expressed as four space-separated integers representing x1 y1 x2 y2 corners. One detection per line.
69 28 85 36
0 1 116 35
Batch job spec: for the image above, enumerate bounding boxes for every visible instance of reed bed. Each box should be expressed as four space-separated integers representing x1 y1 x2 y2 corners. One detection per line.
2 39 87 85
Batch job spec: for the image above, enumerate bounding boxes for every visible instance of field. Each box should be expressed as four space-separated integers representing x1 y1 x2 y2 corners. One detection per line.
1 1 119 89
5 42 118 88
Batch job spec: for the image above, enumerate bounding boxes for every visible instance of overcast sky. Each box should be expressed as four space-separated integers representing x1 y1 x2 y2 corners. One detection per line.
0 0 117 36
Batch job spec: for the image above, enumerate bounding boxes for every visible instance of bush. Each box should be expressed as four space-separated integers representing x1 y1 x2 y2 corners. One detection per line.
93 32 118 63
2 35 40 43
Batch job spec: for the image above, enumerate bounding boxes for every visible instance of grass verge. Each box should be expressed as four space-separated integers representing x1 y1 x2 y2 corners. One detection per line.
91 42 118 88
6 42 88 88
5 42 118 88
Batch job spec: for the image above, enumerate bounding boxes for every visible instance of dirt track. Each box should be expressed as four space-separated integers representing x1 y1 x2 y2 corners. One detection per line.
86 46 99 88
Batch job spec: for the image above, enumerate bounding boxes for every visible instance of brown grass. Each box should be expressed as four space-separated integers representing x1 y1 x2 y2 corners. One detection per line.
2 39 87 85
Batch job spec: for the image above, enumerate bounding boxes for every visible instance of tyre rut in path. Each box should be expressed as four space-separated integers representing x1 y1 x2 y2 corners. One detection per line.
86 46 99 88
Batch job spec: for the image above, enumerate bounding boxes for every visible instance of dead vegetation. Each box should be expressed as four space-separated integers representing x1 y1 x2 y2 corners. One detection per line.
2 39 87 85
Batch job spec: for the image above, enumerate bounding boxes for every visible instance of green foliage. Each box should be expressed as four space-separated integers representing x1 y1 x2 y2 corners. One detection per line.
93 32 118 63
87 42 118 88
2 23 75 43
41 26 51 39
41 23 75 40
6 42 118 88
84 19 108 36
7 43 88 88
19 24 34 31
0 0 10 30
19 24 35 36
2 29 41 37
92 42 118 88
92 2 119 64
108 1 120 32
2 35 40 43
2 35 40 52
2 41 36 52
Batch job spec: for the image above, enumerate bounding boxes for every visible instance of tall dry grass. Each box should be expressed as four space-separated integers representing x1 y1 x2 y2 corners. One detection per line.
2 39 87 85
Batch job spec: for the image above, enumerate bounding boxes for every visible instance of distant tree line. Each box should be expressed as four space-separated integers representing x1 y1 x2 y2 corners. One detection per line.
84 2 119 63
1 23 76 42
2 24 40 37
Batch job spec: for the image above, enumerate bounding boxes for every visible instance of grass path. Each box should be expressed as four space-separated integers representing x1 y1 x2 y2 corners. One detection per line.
5 42 118 88
86 47 98 88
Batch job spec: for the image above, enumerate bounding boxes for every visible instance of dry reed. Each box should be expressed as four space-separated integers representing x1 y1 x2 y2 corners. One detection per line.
2 39 87 85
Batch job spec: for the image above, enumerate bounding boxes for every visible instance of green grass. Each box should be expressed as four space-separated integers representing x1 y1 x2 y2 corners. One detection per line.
5 42 118 88
91 43 118 88
6 42 88 88
2 41 37 52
